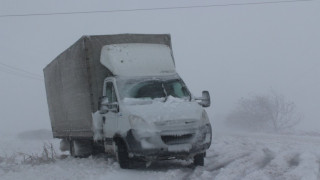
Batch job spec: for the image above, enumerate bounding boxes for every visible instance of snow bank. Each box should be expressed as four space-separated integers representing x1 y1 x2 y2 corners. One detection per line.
3 130 320 179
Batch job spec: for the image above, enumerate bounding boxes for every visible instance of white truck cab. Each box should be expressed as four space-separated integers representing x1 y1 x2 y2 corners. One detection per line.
94 43 212 168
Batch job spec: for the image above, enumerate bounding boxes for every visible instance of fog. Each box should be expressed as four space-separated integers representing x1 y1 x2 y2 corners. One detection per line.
0 0 319 133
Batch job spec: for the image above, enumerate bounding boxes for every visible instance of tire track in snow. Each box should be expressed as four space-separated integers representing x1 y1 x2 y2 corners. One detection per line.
258 148 276 169
317 159 320 180
287 153 300 168
205 152 251 172
281 152 319 180
3 132 320 180
207 132 320 180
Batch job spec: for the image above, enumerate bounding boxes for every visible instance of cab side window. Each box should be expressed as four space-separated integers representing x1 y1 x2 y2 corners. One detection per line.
106 82 117 103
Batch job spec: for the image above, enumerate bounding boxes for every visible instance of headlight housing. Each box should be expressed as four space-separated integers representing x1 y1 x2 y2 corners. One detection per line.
200 110 209 125
129 115 158 139
129 115 147 129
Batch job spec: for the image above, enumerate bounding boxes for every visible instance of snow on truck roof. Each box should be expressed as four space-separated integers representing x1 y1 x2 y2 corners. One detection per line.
100 43 176 77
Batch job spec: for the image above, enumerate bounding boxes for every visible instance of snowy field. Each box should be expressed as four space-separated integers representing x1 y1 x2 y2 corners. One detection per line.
1 130 320 180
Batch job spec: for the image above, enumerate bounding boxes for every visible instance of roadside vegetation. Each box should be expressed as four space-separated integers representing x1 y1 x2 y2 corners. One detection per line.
226 91 302 133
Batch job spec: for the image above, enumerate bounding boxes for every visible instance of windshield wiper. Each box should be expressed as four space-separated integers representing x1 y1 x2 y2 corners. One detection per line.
161 82 168 102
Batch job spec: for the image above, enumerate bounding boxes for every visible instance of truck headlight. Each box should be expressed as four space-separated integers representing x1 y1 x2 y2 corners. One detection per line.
129 115 147 129
200 110 209 125
129 115 158 139
197 124 212 142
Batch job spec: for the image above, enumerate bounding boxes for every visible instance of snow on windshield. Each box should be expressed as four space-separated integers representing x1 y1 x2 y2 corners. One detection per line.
116 75 191 102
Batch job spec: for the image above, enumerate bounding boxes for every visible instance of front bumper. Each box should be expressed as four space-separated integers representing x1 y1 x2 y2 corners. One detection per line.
125 124 212 161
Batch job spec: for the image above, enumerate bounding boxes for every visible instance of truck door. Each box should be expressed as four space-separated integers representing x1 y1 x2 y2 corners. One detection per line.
102 81 118 139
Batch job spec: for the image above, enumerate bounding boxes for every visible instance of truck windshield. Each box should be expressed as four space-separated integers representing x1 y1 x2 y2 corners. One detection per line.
117 77 191 101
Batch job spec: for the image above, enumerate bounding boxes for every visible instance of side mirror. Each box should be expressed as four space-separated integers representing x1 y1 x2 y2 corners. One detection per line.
195 91 211 107
99 96 119 114
99 96 109 114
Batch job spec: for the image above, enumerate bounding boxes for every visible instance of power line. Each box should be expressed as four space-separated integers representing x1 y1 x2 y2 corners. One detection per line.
0 0 315 18
0 62 43 81
0 62 43 78
0 67 43 81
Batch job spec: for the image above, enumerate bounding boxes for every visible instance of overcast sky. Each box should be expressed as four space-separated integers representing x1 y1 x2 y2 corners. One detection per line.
0 0 319 133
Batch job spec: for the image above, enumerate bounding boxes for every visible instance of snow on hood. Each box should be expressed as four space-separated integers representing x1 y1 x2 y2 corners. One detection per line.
122 96 203 123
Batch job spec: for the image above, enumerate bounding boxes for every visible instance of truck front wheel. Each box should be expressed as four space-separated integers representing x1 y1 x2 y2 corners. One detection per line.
193 153 205 166
115 139 132 169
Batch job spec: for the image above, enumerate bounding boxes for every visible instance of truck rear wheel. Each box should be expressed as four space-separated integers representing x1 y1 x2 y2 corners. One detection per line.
193 153 205 166
115 139 132 169
70 140 93 158
70 140 75 157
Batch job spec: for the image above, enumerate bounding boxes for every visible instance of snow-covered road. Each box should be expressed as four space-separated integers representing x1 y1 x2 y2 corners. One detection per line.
1 130 320 180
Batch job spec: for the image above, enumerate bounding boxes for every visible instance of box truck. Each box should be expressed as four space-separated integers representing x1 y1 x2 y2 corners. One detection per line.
44 34 212 168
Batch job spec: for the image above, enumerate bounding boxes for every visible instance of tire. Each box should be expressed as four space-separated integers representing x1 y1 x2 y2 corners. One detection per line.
115 139 132 169
193 153 205 166
70 140 76 157
70 140 93 158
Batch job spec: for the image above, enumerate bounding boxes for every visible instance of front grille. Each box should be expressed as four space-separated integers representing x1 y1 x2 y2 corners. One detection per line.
155 119 197 127
161 134 194 145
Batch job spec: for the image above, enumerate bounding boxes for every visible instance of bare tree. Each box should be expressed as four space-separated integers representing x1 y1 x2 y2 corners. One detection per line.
226 92 301 132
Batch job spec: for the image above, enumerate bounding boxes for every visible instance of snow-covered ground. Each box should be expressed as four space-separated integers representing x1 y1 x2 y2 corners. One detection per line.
1 130 320 180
